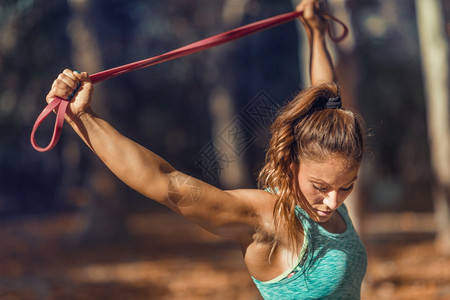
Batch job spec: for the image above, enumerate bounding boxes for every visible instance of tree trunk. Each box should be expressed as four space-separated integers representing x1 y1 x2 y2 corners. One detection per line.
201 0 253 189
66 0 128 244
415 0 450 255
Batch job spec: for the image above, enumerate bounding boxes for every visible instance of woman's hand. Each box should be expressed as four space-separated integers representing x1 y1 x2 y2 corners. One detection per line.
46 69 93 123
296 0 336 84
296 0 327 37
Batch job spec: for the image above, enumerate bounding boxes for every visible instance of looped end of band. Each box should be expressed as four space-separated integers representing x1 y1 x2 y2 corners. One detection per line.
30 97 69 152
322 13 349 43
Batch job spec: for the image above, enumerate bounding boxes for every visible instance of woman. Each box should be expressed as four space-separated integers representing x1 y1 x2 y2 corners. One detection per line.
47 0 367 298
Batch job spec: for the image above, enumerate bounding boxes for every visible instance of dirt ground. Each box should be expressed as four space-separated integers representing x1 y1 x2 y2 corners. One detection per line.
0 211 449 300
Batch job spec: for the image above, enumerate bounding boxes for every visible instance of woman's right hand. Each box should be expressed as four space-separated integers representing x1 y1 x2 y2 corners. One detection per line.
46 69 93 123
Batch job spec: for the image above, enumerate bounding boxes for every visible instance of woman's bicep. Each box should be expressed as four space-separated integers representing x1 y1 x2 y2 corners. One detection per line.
159 171 269 239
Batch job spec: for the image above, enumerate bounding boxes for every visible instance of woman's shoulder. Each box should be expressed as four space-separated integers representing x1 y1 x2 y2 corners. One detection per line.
226 188 278 235
225 188 277 219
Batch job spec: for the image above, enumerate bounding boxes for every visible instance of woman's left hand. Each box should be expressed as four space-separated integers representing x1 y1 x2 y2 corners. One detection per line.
296 0 327 36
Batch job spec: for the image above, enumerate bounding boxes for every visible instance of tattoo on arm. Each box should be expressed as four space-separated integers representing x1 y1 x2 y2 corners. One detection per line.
167 172 203 208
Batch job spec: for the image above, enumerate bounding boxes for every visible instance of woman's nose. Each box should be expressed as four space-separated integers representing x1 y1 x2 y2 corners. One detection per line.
324 191 339 210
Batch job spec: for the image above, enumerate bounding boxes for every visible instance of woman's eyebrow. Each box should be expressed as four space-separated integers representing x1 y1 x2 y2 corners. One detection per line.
308 177 328 185
309 176 358 186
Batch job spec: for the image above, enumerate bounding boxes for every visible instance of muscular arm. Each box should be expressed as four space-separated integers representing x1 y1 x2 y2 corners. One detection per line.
297 0 336 85
73 109 267 238
49 69 269 240
308 29 336 85
70 109 175 202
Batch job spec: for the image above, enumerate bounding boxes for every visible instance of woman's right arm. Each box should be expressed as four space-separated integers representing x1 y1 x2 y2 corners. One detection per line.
48 69 274 240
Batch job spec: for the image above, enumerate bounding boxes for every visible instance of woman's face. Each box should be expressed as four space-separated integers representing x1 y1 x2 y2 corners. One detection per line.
292 154 360 223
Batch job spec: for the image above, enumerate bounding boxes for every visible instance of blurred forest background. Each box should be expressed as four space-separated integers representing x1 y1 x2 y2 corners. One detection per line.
0 0 449 299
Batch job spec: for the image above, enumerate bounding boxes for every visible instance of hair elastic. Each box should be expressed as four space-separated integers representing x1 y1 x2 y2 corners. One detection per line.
325 96 342 109
312 96 342 110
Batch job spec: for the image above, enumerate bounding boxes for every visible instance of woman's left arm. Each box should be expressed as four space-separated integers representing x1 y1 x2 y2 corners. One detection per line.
296 0 336 85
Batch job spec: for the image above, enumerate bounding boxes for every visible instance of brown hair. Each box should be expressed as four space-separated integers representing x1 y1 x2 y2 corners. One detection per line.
258 82 365 255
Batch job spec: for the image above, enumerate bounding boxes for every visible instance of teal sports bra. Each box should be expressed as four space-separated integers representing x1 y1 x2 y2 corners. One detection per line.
252 204 367 299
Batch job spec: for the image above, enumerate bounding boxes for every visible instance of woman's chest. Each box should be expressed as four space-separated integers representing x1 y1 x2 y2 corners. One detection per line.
243 237 302 282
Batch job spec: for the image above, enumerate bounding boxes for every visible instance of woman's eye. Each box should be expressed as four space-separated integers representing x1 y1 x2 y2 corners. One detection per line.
313 185 328 193
340 184 354 192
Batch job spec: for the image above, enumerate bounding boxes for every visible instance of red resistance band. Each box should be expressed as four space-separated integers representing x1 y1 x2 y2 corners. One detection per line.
31 10 348 152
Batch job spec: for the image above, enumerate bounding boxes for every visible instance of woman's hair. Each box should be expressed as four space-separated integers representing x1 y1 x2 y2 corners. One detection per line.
258 81 365 255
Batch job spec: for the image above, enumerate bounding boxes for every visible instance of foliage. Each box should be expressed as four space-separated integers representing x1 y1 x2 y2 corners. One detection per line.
0 0 437 216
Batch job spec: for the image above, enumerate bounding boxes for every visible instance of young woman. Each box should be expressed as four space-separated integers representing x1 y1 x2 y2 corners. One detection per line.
47 0 367 298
